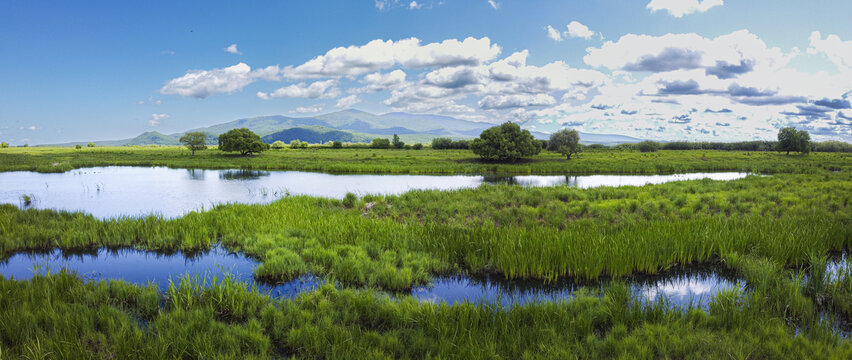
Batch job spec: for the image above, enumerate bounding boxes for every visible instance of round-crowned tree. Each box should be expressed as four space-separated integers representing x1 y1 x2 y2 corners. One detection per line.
470 122 541 162
777 127 810 155
548 129 581 160
179 131 208 155
219 128 265 155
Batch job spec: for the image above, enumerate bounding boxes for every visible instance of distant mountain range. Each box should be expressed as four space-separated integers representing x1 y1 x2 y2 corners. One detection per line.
50 109 644 146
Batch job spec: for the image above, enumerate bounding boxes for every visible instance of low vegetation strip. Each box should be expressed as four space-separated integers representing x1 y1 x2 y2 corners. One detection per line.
0 146 848 174
1 270 850 359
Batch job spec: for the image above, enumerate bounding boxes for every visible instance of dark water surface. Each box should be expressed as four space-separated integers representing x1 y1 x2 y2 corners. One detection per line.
0 247 741 308
0 166 750 218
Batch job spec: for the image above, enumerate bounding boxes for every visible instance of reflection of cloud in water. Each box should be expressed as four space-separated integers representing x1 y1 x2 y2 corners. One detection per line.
512 176 567 187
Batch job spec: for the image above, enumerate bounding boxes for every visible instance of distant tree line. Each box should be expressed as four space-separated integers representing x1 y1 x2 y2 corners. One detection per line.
431 137 471 149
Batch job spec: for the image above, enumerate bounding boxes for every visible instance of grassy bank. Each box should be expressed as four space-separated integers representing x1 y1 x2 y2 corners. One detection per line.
2 172 850 290
2 269 850 359
0 146 848 174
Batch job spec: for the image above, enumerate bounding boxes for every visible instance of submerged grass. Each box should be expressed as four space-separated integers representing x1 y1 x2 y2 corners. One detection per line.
1 146 849 174
1 270 850 359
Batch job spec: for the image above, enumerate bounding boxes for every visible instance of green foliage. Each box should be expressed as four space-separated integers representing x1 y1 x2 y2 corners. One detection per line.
179 131 208 155
470 122 541 162
548 128 581 160
87 142 95 148
270 140 286 149
288 140 308 149
74 144 82 149
778 127 811 154
412 143 423 150
331 140 343 149
431 137 470 149
2 272 851 359
636 141 661 153
371 138 390 149
0 142 8 148
342 192 358 208
219 128 265 156
1 146 850 174
392 134 404 149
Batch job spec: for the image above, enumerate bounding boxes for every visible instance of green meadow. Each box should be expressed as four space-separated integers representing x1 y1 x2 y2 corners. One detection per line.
1 147 851 358
0 145 847 174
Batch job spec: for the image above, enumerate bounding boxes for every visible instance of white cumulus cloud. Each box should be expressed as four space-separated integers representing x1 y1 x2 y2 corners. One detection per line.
566 21 596 40
546 25 563 42
149 113 169 126
646 0 723 17
290 105 324 113
808 31 852 72
281 37 501 79
160 63 280 99
335 95 362 108
225 44 241 54
257 80 341 100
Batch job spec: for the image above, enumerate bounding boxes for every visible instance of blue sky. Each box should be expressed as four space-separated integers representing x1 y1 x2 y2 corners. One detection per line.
2 0 851 145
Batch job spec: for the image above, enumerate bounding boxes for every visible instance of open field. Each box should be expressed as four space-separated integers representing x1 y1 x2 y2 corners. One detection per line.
0 146 848 174
1 148 851 358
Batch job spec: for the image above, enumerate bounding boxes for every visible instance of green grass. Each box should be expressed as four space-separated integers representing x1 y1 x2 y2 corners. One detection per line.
1 146 848 174
2 171 850 290
2 270 850 359
1 147 851 357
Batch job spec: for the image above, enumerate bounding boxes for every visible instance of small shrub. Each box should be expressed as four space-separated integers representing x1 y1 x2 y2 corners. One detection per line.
636 141 661 153
412 143 423 150
0 142 8 148
75 144 82 149
87 143 96 148
342 192 358 208
331 141 343 149
270 140 286 149
371 138 390 149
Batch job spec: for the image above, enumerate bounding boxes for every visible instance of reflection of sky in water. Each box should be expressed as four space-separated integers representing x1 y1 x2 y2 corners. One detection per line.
2 248 741 309
413 271 741 309
637 274 742 307
0 166 749 219
0 247 320 298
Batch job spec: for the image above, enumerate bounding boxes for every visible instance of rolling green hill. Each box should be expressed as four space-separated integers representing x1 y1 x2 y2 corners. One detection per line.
261 126 373 144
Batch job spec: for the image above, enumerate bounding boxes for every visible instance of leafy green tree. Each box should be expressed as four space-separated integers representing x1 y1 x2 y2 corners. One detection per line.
179 131 208 155
218 128 264 155
636 141 661 153
470 122 541 162
431 137 452 149
87 143 96 148
75 144 82 149
548 129 581 160
371 138 390 149
290 140 301 149
392 134 404 149
0 142 8 148
331 141 343 149
300 141 309 149
270 140 286 149
412 143 423 150
777 127 810 155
